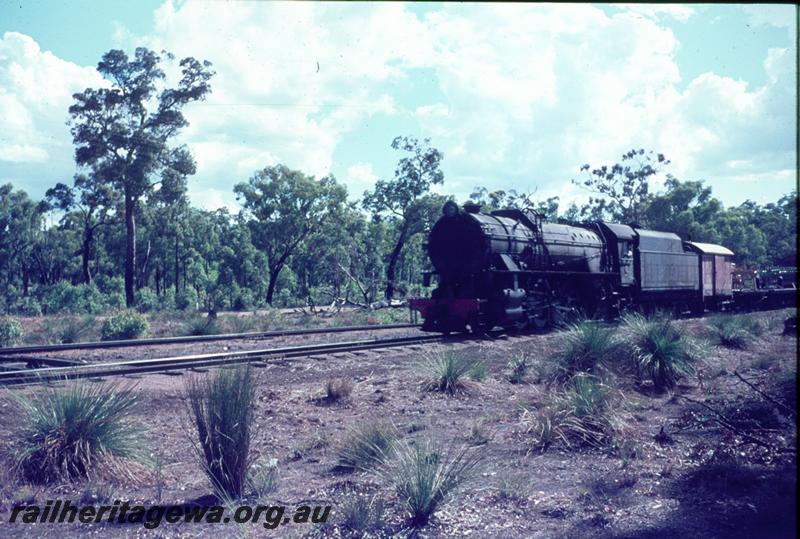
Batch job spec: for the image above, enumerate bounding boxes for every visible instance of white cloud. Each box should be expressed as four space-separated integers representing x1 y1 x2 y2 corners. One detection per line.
614 4 696 22
741 5 795 29
344 162 378 198
0 3 794 212
0 144 48 163
0 32 106 172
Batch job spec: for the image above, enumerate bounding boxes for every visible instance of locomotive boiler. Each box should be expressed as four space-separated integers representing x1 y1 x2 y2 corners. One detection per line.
411 200 613 332
409 200 782 333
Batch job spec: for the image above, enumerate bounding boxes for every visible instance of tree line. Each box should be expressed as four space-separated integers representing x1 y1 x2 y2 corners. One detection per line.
0 48 795 316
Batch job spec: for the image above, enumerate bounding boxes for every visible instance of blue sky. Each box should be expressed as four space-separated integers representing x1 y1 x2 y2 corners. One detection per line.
0 2 796 213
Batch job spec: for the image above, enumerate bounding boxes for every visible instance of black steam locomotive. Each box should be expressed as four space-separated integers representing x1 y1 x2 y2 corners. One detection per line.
409 201 796 333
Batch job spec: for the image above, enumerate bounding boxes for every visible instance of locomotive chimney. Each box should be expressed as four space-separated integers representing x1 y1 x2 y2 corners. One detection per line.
463 201 481 214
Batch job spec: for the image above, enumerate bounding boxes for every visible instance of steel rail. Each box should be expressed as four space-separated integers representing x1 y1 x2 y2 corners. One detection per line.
0 322 420 358
0 333 447 385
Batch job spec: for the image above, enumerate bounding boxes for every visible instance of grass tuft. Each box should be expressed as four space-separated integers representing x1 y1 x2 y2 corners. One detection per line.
420 350 481 395
186 364 257 501
708 314 765 349
184 316 221 336
224 315 256 334
508 354 532 384
338 490 386 533
247 457 278 499
58 315 96 344
11 381 143 484
335 422 397 472
551 321 621 381
621 313 700 391
376 438 483 527
522 373 620 450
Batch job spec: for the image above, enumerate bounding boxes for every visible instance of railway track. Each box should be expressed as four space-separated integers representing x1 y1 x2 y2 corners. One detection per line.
0 333 450 385
0 322 420 360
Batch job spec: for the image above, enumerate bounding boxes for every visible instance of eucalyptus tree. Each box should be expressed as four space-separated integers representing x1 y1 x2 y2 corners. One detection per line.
68 47 214 306
235 165 348 305
573 149 669 225
0 184 45 297
363 136 445 300
45 174 119 284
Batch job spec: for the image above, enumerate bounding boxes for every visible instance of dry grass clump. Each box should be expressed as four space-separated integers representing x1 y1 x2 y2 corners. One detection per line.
325 378 354 402
183 316 221 336
708 314 765 349
186 364 257 501
508 353 532 384
419 350 481 395
375 438 483 527
335 422 398 472
522 373 621 451
338 490 387 534
10 381 144 484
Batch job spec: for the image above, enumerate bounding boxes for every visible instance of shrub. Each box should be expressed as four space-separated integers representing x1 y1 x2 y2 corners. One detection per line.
135 288 159 313
34 281 108 314
621 313 700 391
508 354 531 384
10 381 143 483
186 365 257 501
0 317 23 346
11 296 42 316
100 311 149 341
551 321 620 381
325 378 353 402
420 350 480 395
232 289 255 311
174 288 198 311
335 423 397 472
376 439 482 527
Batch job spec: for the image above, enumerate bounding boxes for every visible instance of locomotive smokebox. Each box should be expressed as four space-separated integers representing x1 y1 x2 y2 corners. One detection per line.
428 203 488 277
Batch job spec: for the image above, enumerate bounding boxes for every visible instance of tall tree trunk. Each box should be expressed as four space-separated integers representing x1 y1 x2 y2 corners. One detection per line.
174 232 180 295
124 193 136 307
22 266 29 297
140 239 151 289
384 223 409 301
266 266 282 305
81 224 93 285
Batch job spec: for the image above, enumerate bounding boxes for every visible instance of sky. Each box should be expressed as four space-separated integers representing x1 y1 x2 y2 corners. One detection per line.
0 2 796 214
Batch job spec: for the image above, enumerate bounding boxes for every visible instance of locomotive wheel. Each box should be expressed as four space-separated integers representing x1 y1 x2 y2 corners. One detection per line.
549 281 588 326
467 313 488 335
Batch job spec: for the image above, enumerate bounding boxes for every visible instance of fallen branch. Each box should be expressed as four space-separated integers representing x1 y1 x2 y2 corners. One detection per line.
676 395 774 449
336 262 370 306
734 370 796 420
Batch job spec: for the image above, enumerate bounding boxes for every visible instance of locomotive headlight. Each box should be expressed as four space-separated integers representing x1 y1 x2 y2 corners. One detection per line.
442 200 459 217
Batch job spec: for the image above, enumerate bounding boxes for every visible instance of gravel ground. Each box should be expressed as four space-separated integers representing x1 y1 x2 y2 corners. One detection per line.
0 310 795 538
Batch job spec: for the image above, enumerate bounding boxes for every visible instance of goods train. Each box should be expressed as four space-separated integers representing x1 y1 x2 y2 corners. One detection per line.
409 200 797 333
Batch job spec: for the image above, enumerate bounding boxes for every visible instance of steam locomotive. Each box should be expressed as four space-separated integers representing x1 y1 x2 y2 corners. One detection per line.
409 201 796 333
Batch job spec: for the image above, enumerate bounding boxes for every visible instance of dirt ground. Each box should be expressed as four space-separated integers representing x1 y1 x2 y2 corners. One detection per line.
0 309 796 538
